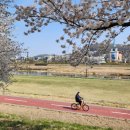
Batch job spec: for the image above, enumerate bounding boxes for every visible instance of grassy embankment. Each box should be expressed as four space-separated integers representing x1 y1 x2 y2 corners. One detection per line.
5 75 130 108
0 113 112 130
0 76 130 129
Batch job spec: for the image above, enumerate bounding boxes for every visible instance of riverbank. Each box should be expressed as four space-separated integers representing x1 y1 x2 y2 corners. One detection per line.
17 64 130 79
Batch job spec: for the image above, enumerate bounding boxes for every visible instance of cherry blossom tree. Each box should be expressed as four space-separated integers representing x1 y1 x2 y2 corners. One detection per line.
15 0 130 66
0 0 21 92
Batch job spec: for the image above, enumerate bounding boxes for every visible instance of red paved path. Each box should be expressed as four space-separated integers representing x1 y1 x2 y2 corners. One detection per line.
0 95 130 120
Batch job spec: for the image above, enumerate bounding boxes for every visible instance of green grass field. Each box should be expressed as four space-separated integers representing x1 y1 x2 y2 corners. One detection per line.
5 75 130 108
0 113 112 130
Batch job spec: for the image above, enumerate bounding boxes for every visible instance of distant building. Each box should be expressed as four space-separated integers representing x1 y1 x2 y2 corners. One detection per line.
55 0 70 3
33 54 54 62
16 56 25 62
110 48 123 62
89 54 106 64
80 0 95 4
84 53 106 65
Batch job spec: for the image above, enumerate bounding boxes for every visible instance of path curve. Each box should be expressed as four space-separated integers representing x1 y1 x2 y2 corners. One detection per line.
0 95 130 120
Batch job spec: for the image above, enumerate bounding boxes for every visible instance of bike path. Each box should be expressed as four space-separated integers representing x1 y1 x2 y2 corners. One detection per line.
0 95 130 120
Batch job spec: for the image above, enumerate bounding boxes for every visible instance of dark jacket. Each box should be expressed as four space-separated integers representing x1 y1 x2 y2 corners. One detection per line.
75 93 82 102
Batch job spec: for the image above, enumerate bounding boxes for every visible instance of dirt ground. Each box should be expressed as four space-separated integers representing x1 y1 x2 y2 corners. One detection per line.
0 103 130 130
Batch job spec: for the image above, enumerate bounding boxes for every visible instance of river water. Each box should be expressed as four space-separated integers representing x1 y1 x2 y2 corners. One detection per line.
13 71 130 80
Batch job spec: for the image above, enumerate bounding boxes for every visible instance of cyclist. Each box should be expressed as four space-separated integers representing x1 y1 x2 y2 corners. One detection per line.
75 92 83 106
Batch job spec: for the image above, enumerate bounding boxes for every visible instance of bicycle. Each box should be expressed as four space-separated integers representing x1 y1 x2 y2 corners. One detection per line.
71 99 89 111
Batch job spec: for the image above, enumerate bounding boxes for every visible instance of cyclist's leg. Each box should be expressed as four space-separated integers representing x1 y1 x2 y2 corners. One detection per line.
76 101 79 105
79 100 82 106
75 101 80 109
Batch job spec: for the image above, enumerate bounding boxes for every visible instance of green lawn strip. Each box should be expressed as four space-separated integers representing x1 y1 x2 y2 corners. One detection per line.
7 75 130 108
0 113 112 130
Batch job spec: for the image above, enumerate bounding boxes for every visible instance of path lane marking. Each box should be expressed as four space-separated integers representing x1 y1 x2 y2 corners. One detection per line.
5 98 27 103
112 111 130 116
51 104 70 108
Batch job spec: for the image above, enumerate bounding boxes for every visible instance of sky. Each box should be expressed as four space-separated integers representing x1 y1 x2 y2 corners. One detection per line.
14 21 66 57
13 0 66 57
12 0 130 57
13 0 81 57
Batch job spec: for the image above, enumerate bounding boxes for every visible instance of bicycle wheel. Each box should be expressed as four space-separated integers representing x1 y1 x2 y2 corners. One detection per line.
82 104 89 111
71 103 78 110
